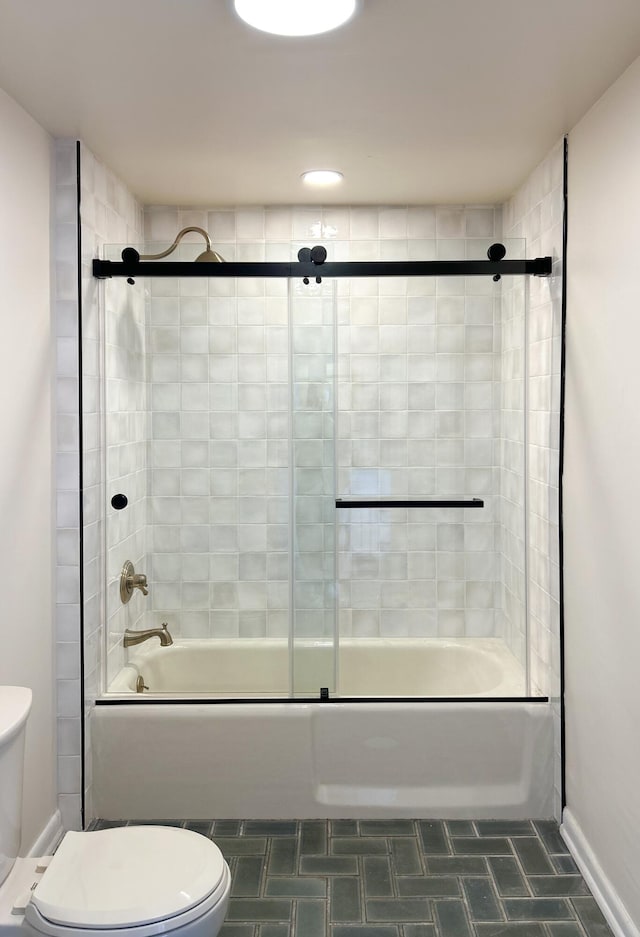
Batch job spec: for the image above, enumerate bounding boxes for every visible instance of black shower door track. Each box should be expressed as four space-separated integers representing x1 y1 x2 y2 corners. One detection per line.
95 695 549 706
93 257 553 279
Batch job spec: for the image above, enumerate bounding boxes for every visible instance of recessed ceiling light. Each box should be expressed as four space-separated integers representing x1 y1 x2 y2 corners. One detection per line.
234 0 357 37
302 170 344 186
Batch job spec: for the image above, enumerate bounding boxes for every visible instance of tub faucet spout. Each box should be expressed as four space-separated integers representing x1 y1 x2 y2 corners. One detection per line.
123 623 173 648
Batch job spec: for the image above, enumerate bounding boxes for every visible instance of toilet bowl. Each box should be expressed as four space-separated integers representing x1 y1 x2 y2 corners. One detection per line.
0 687 231 937
1 827 231 937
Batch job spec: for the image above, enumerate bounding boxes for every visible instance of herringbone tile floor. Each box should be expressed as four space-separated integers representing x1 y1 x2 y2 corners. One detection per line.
92 819 613 937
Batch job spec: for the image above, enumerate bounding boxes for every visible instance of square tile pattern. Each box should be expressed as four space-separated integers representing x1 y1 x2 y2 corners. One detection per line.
90 819 612 937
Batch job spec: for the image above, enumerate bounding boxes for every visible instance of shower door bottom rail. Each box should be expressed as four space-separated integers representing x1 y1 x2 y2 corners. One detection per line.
96 695 548 706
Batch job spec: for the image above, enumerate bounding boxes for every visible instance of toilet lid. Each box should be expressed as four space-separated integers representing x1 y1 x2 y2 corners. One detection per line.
31 827 227 928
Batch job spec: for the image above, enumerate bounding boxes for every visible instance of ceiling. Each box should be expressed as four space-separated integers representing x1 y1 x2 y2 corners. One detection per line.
1 0 640 206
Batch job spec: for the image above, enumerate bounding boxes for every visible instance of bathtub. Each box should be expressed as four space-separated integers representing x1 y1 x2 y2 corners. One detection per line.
92 638 553 820
106 637 526 698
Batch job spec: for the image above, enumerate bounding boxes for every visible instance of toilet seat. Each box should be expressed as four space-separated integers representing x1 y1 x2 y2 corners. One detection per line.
25 827 229 937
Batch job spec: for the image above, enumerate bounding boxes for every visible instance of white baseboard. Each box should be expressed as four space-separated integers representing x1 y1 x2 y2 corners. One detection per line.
561 808 639 937
26 810 64 857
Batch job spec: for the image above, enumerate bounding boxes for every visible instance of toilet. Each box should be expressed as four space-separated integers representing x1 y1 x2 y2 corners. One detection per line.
0 687 231 937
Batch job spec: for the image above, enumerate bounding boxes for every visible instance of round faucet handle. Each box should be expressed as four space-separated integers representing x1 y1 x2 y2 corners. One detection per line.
120 561 149 603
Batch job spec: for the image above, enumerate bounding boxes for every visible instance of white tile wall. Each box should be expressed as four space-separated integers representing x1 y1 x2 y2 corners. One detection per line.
138 230 290 652
80 144 144 820
54 140 82 831
54 140 143 828
140 206 508 644
334 209 503 640
498 262 527 668
103 274 146 683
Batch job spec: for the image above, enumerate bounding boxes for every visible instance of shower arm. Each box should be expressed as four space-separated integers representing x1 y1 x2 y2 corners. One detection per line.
140 226 213 261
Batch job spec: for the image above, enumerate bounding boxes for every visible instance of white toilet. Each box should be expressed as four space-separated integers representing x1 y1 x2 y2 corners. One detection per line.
0 687 231 937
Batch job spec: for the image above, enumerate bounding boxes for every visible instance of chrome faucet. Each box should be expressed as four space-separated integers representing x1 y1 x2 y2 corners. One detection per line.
123 622 173 648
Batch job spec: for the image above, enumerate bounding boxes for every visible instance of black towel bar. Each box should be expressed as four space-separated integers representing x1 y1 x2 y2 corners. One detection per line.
335 498 484 509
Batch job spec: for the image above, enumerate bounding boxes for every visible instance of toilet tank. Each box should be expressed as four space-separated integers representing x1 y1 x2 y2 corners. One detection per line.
0 687 32 887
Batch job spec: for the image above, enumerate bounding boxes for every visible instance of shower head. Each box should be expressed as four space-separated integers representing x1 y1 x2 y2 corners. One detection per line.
140 226 225 263
194 246 226 262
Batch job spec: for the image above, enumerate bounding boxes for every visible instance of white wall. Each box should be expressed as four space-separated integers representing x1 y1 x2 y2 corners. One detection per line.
565 55 640 931
0 88 56 850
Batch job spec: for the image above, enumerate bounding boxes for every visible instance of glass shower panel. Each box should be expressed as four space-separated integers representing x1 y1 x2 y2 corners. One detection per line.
290 279 337 697
103 242 293 697
499 248 529 688
335 252 527 698
102 269 147 692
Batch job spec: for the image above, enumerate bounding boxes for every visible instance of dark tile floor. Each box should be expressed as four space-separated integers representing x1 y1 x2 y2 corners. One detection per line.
91 819 613 937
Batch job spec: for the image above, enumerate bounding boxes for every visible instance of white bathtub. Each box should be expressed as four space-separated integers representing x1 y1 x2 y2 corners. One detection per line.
92 638 552 820
92 699 552 820
106 637 525 698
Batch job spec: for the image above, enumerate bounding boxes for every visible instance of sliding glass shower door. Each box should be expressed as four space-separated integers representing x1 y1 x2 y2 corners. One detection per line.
332 256 528 698
102 245 340 698
290 278 338 696
101 233 530 700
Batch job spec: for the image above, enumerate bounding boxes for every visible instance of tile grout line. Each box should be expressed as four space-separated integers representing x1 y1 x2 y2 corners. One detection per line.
439 818 459 937
358 854 367 927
